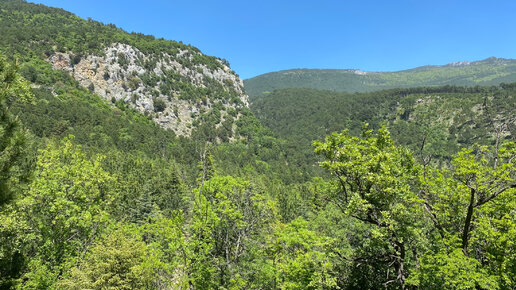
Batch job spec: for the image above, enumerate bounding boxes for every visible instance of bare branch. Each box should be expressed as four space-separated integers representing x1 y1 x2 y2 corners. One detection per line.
474 183 516 208
420 197 445 238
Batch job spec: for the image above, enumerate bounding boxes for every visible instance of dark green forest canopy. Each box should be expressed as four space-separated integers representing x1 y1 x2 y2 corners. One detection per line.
251 85 516 165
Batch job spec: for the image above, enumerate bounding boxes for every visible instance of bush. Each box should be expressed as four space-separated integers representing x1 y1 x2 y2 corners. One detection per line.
153 98 166 112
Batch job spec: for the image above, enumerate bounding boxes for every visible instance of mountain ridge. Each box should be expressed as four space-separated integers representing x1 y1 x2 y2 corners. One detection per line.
244 57 516 97
249 57 515 76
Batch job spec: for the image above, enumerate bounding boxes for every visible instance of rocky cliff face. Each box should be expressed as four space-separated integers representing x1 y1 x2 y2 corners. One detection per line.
49 43 248 137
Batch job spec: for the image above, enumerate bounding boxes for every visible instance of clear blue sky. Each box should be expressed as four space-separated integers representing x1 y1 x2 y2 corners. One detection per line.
31 0 516 79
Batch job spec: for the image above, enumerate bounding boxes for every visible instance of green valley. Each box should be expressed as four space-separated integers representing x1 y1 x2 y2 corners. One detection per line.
0 0 515 289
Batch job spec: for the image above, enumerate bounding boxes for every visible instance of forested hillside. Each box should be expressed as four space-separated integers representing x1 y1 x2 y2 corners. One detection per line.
251 86 516 164
0 0 515 289
244 58 516 97
0 0 248 137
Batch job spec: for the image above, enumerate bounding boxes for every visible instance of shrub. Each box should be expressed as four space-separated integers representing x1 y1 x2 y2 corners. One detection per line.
153 98 166 112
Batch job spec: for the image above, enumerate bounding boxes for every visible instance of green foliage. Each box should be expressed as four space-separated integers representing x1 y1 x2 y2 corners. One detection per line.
156 68 240 102
1 137 115 287
188 175 277 288
153 97 166 112
0 56 33 103
117 52 129 68
408 248 499 289
0 0 223 70
1 2 515 289
263 218 338 289
315 126 516 288
0 54 33 206
59 225 156 289
9 84 178 159
245 59 516 98
251 86 516 168
412 140 516 289
102 150 187 223
315 126 427 288
0 0 240 105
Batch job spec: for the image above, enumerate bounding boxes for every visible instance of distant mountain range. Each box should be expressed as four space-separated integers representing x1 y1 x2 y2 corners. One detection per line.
244 57 516 97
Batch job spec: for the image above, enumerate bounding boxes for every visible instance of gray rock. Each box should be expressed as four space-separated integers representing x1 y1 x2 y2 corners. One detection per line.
48 43 249 138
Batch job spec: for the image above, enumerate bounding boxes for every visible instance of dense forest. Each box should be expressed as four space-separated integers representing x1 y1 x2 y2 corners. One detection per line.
1 0 515 289
251 86 516 167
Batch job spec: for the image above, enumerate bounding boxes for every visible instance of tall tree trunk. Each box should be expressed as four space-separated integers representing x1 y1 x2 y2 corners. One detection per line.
462 188 475 254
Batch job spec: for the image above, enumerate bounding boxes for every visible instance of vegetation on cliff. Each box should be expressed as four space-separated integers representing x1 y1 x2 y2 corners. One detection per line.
0 1 515 289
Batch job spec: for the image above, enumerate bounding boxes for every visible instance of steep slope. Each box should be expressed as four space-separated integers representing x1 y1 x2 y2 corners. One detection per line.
244 58 516 98
0 0 318 186
0 0 247 137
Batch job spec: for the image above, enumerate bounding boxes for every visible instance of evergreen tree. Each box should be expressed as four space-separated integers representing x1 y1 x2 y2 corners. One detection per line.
0 54 33 206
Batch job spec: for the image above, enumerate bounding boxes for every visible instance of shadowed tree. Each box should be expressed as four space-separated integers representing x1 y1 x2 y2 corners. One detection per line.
0 54 33 206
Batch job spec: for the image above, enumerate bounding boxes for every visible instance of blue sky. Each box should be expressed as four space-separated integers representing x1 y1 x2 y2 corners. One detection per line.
31 0 516 79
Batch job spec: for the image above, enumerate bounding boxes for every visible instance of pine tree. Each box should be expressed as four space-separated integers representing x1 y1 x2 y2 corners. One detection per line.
0 55 33 205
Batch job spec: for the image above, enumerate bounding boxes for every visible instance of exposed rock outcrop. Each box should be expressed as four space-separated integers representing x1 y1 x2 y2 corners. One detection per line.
49 43 249 137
